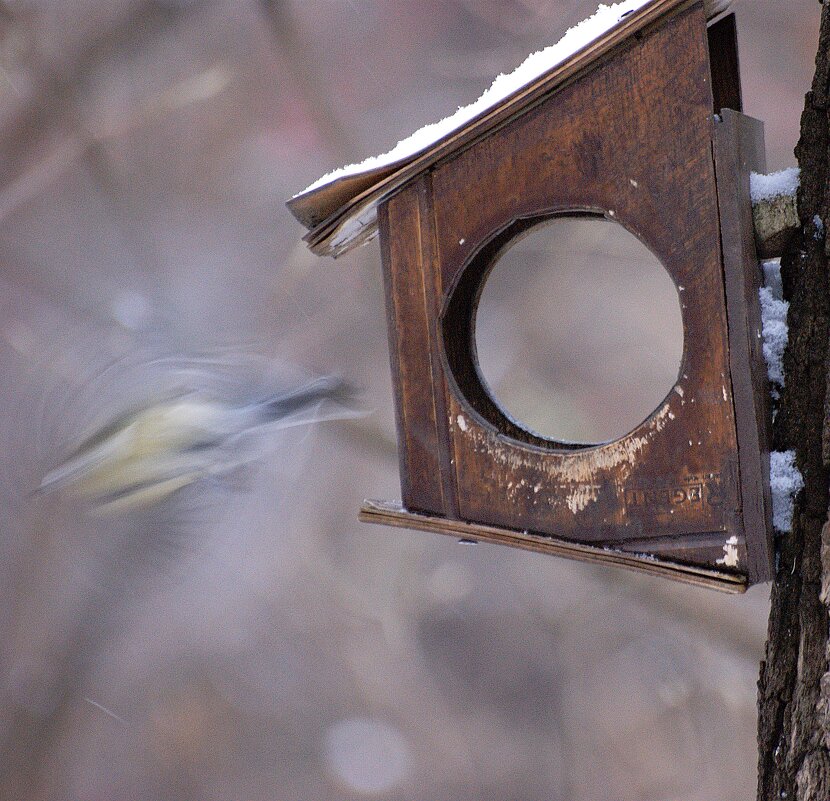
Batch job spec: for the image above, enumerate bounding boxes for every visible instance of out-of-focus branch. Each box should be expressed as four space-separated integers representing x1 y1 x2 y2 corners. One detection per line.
0 0 197 304
257 0 357 163
0 1 188 184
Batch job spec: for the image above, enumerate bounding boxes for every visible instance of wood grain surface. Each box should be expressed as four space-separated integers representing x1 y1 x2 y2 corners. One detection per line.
372 2 774 586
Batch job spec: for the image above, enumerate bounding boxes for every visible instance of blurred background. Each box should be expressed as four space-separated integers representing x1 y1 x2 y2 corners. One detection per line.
0 1 817 799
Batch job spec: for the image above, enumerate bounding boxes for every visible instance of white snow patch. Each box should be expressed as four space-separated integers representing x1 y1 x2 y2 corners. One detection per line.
716 537 738 567
761 258 783 300
297 0 653 197
750 167 800 204
633 552 657 562
759 258 788 390
456 414 469 432
716 535 739 568
770 450 803 533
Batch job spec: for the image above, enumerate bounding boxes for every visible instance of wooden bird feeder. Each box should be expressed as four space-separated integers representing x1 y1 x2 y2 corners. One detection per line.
288 0 773 592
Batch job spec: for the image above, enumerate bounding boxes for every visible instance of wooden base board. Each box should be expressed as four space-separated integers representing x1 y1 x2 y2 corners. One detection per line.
359 500 748 594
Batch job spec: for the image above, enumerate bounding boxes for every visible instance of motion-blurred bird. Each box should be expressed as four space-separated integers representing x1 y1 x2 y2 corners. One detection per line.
38 374 356 513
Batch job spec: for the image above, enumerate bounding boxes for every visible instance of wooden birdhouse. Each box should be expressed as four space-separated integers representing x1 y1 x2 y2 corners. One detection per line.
288 0 773 592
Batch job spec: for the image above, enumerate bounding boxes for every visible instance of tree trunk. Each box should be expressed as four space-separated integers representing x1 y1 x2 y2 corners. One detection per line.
756 5 830 799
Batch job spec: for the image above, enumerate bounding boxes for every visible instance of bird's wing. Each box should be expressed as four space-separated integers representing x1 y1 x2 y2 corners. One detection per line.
39 424 137 492
38 398 226 501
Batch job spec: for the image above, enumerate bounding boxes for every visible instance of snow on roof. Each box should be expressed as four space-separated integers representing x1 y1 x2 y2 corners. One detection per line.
295 0 654 199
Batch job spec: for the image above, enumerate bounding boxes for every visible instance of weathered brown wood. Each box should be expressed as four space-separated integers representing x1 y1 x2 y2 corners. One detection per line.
610 531 749 567
358 0 774 584
416 175 460 517
378 177 461 516
288 0 711 256
713 110 773 584
378 185 447 514
291 0 775 587
707 13 742 113
423 3 747 571
359 499 748 593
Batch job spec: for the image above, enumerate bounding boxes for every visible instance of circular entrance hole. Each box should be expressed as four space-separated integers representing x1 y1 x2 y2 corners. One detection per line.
473 216 684 445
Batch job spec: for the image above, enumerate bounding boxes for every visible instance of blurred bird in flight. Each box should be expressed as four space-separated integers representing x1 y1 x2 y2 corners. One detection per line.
38 373 357 513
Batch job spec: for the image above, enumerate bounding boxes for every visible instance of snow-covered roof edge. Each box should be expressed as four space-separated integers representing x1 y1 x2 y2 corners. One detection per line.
289 0 724 256
294 0 654 200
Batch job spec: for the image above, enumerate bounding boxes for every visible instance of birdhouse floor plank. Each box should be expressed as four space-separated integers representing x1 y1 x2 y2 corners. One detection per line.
359 500 748 593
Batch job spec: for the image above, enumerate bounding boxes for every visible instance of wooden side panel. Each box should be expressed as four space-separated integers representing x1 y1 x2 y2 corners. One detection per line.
707 13 743 113
379 180 456 515
714 110 773 583
416 175 460 517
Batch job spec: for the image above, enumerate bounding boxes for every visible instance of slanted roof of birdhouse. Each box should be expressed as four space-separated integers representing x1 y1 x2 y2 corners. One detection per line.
287 0 729 257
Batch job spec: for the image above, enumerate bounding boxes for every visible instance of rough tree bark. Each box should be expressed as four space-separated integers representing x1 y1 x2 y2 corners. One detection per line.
756 4 830 799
